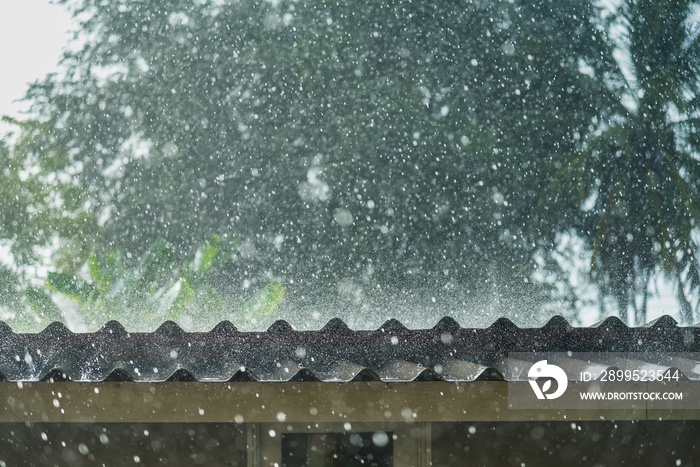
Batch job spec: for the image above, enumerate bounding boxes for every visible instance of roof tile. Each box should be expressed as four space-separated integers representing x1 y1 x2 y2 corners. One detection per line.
1 316 699 383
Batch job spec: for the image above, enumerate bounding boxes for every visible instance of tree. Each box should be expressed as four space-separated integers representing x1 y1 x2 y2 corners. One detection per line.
13 0 698 326
0 264 24 318
15 0 614 323
0 119 97 271
542 0 700 324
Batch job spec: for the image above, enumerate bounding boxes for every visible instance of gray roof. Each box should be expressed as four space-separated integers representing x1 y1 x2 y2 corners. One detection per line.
0 315 698 383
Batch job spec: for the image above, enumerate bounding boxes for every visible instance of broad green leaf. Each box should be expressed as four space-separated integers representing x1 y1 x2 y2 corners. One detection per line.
193 233 220 274
246 281 285 318
25 287 63 322
88 254 109 294
103 249 126 295
167 278 196 318
105 250 124 275
210 234 239 271
46 272 97 305
134 239 175 289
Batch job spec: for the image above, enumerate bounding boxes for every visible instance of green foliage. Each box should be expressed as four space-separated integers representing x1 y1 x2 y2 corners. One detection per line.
18 0 606 317
25 287 63 323
246 281 286 319
0 118 98 271
2 0 699 326
0 265 25 314
29 235 284 329
539 0 700 324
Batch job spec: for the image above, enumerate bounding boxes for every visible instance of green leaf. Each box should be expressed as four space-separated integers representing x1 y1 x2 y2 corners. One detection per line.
246 281 285 318
46 272 97 305
194 233 220 274
103 249 126 293
133 239 175 290
209 234 239 271
167 277 196 318
25 287 63 322
88 254 109 294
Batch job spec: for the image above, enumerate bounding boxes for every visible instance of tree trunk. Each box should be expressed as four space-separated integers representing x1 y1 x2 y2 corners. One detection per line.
634 269 650 326
677 269 694 324
616 288 629 325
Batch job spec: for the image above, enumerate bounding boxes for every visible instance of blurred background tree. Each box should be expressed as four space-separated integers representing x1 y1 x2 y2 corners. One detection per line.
1 0 699 327
540 0 700 324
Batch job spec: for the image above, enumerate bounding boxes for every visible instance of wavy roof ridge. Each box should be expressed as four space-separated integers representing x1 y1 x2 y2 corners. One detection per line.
0 314 693 335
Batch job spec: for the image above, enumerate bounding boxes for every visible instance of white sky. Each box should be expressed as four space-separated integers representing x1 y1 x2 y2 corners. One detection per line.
0 1 74 275
0 0 74 125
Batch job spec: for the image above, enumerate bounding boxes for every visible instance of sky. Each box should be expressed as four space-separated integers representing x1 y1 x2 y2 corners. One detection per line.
0 0 74 127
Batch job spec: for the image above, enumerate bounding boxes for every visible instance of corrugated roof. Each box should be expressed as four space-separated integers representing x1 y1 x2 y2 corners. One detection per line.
0 315 698 383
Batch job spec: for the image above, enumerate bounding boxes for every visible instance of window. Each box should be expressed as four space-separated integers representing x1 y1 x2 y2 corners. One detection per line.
282 431 393 467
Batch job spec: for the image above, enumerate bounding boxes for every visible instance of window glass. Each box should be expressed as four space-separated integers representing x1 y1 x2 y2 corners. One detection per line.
282 432 392 467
